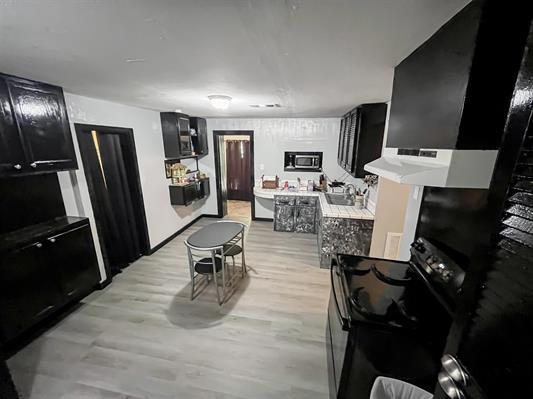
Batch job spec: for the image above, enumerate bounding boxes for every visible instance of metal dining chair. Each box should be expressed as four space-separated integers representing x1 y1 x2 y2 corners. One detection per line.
215 220 247 276
184 241 227 305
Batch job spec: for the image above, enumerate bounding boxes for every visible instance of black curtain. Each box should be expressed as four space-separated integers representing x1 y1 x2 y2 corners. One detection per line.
226 140 252 201
78 130 143 275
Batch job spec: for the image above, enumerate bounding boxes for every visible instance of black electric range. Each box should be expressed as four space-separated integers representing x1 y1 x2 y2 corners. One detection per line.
326 238 465 399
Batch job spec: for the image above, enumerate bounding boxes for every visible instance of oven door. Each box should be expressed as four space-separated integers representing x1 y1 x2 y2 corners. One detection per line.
327 259 351 398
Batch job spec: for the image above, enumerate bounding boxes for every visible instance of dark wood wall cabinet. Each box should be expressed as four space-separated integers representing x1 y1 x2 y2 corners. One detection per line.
189 117 209 156
337 103 387 178
169 178 210 206
387 1 531 150
0 217 100 345
161 113 208 159
0 73 77 178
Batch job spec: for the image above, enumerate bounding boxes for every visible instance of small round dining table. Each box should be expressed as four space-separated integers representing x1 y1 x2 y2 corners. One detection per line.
186 221 244 249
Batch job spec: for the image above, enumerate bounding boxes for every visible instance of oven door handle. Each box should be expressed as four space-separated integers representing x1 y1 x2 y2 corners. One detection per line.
330 262 351 331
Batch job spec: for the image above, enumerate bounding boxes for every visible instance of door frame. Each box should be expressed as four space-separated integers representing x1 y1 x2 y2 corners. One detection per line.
74 123 150 279
213 130 256 219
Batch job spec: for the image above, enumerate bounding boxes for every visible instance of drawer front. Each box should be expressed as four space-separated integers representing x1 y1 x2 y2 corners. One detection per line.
296 196 318 206
274 195 296 206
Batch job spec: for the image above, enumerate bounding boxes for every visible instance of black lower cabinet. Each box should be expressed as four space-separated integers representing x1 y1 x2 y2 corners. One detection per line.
0 242 63 342
169 178 210 206
48 224 100 300
0 218 100 344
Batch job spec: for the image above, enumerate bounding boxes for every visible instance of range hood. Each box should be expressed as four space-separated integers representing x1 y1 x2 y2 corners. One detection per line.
364 148 498 188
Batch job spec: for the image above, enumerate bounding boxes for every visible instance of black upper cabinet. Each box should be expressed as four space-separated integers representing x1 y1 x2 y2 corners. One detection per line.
338 103 387 178
0 73 77 177
160 112 192 158
189 117 208 156
0 78 25 176
387 1 531 150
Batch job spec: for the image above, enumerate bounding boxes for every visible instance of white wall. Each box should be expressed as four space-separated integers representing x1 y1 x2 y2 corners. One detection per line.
58 93 209 281
199 118 373 218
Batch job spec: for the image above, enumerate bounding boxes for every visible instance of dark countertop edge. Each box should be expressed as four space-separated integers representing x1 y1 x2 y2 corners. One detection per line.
0 216 89 253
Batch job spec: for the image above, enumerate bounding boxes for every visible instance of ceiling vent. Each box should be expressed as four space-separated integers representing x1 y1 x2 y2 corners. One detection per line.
249 104 282 108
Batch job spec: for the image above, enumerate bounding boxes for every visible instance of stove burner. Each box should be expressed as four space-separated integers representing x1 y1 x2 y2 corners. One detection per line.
371 264 413 286
349 287 419 328
337 256 371 275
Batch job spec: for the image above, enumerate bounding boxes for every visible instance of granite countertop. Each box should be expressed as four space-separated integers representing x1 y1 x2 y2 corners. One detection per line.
253 187 374 220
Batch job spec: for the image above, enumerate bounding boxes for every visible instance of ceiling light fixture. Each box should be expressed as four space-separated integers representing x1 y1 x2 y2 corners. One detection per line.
208 95 232 110
124 58 146 63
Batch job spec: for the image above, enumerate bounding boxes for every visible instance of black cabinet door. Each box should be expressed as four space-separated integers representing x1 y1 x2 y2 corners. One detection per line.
47 224 100 301
0 78 26 176
0 241 62 341
160 112 180 158
190 117 208 155
177 116 192 156
345 110 359 174
337 116 347 167
200 178 210 198
184 184 198 205
5 75 77 173
353 103 387 178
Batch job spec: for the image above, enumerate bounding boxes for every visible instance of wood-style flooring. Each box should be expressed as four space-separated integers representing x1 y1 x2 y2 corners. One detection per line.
7 218 330 399
227 200 251 224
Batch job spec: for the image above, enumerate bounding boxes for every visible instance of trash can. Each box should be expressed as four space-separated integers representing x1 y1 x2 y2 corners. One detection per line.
370 377 433 399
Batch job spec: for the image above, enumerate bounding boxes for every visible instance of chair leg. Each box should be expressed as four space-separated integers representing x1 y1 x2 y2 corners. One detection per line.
212 251 223 306
241 232 247 275
187 249 195 300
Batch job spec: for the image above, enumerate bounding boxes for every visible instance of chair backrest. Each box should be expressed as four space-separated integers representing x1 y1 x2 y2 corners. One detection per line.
184 240 222 273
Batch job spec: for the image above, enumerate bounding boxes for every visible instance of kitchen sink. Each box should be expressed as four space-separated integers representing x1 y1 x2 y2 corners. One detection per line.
325 193 355 206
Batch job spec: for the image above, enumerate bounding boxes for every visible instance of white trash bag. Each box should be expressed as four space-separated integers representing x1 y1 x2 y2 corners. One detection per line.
370 376 433 399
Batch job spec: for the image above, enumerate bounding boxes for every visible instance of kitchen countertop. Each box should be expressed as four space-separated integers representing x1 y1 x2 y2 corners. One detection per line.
253 187 374 220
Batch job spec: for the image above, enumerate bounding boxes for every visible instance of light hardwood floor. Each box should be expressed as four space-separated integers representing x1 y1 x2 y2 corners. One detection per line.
8 218 330 399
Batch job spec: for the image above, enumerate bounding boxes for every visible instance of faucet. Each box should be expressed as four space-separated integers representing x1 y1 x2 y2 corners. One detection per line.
344 184 356 197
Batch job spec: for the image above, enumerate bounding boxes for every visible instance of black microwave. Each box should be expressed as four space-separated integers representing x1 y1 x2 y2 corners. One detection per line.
284 152 323 171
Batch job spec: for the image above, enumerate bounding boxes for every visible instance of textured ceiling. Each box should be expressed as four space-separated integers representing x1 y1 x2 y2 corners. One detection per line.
0 0 470 117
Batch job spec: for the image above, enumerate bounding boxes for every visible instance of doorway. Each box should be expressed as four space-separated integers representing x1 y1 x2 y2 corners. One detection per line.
75 124 150 278
213 131 254 223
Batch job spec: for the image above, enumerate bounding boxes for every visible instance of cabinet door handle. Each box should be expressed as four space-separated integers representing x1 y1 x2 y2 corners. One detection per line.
13 164 22 170
30 162 37 168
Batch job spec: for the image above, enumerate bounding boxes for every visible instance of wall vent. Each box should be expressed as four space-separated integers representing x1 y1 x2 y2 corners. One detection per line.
384 232 403 259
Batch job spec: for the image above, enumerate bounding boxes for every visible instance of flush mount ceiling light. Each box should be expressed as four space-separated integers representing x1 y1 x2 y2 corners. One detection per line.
208 95 232 110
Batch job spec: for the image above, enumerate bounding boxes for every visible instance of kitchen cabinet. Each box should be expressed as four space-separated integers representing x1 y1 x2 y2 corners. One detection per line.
387 1 529 151
0 241 63 342
0 217 100 343
48 224 101 300
274 196 317 233
189 117 208 156
0 73 77 178
338 103 387 178
169 178 210 206
160 112 193 158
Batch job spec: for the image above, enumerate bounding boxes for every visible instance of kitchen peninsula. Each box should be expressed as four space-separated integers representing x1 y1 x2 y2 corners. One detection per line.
254 187 374 267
